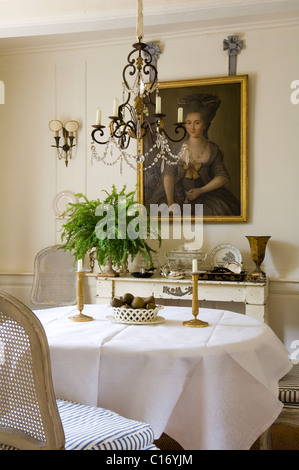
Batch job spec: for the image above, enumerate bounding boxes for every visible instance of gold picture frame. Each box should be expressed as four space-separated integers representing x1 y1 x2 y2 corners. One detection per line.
138 75 248 223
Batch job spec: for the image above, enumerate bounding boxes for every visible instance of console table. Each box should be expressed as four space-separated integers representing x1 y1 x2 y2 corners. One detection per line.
95 275 269 322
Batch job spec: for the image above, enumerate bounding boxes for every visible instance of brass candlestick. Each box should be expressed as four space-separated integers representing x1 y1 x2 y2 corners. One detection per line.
69 271 94 322
183 273 209 328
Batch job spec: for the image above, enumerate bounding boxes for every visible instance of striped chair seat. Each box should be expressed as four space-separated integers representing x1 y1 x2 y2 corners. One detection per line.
260 363 299 449
279 363 299 407
57 400 156 450
1 400 157 451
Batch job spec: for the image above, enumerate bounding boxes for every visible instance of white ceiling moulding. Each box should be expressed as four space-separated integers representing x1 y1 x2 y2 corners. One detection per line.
1 13 299 57
1 14 299 57
0 0 298 38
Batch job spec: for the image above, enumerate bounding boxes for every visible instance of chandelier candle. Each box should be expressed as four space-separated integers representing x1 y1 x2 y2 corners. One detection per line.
177 107 184 123
113 99 119 117
156 96 161 114
96 108 101 125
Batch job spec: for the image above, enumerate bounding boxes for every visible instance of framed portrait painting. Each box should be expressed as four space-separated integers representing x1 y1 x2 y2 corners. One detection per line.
138 75 248 223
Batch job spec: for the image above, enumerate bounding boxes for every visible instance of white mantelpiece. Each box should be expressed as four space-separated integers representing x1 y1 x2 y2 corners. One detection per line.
95 275 269 322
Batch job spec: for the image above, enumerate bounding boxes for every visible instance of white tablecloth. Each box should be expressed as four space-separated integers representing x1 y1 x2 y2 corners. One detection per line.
34 304 292 450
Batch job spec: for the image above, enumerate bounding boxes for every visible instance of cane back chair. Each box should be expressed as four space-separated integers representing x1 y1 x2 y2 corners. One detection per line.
30 245 76 307
0 292 156 450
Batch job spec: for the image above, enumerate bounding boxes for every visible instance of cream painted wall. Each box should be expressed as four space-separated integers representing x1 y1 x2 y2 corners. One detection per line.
0 20 298 351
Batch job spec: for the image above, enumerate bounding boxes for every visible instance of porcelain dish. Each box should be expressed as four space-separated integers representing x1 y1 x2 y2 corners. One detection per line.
53 190 78 216
210 244 242 268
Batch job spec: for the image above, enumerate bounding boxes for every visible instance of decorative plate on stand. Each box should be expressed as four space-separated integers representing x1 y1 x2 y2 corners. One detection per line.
210 244 242 268
53 191 79 216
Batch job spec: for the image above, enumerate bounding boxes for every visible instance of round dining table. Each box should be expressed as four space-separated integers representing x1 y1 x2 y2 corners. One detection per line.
34 304 292 450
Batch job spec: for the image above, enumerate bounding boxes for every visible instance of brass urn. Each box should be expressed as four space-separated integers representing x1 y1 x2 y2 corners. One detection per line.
246 236 271 281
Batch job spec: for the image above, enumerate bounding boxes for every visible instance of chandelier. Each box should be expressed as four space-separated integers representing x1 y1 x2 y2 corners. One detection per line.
90 0 186 173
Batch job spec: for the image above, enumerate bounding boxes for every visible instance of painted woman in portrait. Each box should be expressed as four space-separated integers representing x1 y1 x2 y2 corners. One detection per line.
146 93 240 216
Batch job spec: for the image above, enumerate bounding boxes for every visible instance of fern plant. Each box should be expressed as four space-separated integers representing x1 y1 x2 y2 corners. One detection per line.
60 184 160 270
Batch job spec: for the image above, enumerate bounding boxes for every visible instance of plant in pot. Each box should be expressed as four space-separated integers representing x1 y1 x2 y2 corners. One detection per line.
60 184 160 276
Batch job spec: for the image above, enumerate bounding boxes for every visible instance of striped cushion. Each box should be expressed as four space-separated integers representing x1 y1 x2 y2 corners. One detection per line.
279 364 299 407
57 400 156 450
0 443 157 451
0 445 18 450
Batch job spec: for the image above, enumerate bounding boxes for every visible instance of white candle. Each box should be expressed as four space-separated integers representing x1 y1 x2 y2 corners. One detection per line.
77 259 83 272
113 98 119 116
177 107 183 123
96 108 101 125
156 96 161 114
136 0 144 39
192 259 198 273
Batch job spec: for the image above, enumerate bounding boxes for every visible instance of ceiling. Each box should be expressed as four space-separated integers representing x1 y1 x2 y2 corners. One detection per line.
0 0 298 49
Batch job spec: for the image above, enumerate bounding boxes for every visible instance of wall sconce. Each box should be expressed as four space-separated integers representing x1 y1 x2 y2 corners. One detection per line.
49 120 79 167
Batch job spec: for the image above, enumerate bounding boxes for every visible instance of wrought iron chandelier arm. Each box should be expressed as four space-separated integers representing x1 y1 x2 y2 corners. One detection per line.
122 42 144 89
114 120 136 149
123 62 137 89
91 126 110 145
140 119 153 135
123 39 158 93
113 119 136 137
161 123 187 143
143 66 157 92
143 49 158 91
